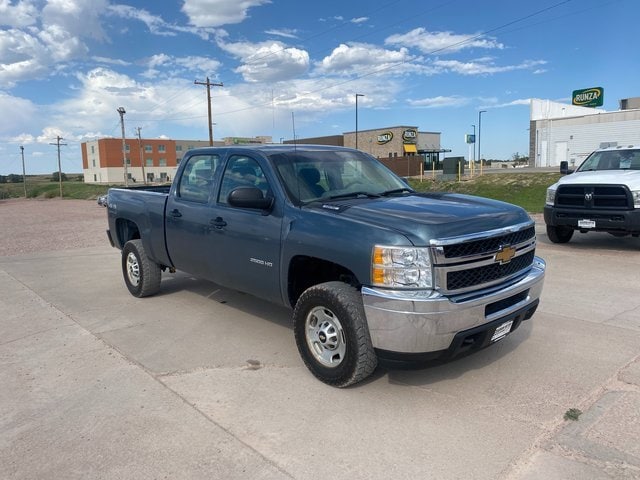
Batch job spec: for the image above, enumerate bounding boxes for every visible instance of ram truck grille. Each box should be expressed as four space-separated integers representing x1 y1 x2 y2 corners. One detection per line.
556 185 632 210
431 223 537 295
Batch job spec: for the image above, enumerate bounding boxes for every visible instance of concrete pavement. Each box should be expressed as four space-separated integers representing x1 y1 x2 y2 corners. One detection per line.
1 224 639 479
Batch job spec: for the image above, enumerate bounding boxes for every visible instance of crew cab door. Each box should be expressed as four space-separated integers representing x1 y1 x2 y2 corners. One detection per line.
165 153 221 279
208 154 283 303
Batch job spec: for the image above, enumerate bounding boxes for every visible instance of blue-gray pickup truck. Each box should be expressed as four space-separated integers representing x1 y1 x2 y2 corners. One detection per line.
107 145 545 387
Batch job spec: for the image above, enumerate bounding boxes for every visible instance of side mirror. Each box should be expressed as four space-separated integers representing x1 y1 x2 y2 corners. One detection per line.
228 186 274 211
559 161 573 175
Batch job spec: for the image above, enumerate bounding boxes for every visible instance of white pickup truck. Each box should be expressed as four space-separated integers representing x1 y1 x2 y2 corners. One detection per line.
544 145 640 243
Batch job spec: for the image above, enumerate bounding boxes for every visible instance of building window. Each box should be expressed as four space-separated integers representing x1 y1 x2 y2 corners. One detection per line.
158 145 166 153
90 145 95 154
125 144 130 152
126 157 131 165
92 159 95 167
146 158 153 167
144 145 152 153
147 172 155 182
159 158 167 167
94 174 97 182
160 172 168 180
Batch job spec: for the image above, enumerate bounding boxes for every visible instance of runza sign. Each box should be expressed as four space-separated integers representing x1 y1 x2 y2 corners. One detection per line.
572 87 603 108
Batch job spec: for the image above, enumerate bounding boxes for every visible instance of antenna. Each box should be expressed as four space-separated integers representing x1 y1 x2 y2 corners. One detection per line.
291 112 297 148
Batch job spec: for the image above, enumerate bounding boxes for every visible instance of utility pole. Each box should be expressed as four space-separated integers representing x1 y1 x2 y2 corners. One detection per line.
20 146 26 198
355 93 365 150
136 127 146 184
478 110 487 174
194 77 223 146
117 107 128 186
49 136 67 198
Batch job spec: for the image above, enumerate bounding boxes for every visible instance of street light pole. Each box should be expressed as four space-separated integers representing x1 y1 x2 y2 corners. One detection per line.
355 93 364 150
117 107 128 186
20 146 26 198
478 110 487 174
471 125 476 163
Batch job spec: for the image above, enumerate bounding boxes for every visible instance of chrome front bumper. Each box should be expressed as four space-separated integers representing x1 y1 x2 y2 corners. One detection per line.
362 257 546 354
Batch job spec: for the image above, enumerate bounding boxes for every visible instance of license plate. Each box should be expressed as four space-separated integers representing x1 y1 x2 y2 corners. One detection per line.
578 219 596 229
491 320 513 342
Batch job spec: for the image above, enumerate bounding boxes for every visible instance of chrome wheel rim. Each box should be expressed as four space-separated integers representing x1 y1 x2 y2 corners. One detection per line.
305 306 346 368
126 252 141 286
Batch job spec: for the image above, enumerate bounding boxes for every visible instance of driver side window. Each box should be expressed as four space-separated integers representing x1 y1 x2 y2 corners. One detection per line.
218 155 270 205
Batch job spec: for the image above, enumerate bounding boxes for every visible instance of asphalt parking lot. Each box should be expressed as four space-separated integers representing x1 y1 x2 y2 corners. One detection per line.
1 200 639 479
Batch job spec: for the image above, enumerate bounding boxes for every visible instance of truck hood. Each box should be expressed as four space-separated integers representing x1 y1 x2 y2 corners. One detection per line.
315 193 531 245
551 170 640 190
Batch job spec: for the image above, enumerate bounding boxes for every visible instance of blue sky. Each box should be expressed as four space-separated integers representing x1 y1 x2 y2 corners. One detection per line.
0 0 637 175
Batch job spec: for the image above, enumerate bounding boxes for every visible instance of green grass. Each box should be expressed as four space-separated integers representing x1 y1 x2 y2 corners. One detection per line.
0 175 112 200
408 172 562 213
2 171 562 213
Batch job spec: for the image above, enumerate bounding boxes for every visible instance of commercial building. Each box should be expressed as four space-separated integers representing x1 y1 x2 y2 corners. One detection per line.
82 136 271 184
530 97 640 168
288 126 444 176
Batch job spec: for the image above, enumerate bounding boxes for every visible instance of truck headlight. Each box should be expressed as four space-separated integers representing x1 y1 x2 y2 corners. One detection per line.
372 246 433 289
632 190 640 208
545 187 557 206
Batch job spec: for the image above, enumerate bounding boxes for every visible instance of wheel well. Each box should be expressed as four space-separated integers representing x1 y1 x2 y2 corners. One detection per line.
287 256 359 308
116 218 141 247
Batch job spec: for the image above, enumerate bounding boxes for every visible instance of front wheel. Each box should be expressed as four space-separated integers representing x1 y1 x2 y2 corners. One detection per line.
546 225 574 243
293 281 377 387
122 239 161 297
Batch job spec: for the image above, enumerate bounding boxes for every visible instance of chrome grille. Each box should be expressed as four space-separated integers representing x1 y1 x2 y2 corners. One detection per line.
431 222 537 295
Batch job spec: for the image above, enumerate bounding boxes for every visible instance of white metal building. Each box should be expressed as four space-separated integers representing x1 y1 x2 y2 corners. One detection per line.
529 98 640 168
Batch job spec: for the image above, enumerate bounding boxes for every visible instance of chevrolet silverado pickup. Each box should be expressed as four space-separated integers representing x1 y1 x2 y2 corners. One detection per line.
107 145 545 387
545 145 640 243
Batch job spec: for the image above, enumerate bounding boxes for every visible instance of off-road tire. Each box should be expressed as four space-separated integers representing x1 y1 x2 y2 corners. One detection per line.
546 225 574 244
122 239 161 297
293 281 377 387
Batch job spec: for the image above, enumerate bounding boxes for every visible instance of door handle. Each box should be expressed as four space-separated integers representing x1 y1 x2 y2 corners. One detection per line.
170 209 182 218
210 217 227 229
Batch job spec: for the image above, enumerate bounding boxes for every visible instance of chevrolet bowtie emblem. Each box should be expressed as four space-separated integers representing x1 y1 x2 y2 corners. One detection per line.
495 245 516 264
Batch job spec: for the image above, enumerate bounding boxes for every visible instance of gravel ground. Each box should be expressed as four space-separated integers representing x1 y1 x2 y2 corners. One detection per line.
0 198 110 256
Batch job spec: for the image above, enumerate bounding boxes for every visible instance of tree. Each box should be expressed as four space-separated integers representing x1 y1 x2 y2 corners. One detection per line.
51 172 68 182
8 174 23 183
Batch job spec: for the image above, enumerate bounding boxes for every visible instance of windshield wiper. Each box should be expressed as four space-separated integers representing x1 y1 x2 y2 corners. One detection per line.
380 187 414 196
327 191 381 200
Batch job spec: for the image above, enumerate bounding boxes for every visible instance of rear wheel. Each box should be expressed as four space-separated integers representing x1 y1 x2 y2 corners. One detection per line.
122 239 161 297
293 281 377 387
546 225 574 243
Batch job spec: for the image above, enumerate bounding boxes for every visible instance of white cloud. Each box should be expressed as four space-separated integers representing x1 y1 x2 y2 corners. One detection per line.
0 92 38 137
351 17 368 24
386 28 504 54
0 0 38 28
479 98 531 109
264 28 298 39
142 54 223 78
315 43 412 76
181 0 270 28
42 0 109 41
432 58 546 75
216 37 309 83
411 95 471 108
0 0 112 87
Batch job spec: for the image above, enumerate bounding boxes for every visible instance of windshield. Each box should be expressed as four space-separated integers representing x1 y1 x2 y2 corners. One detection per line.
268 149 411 204
577 149 640 172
